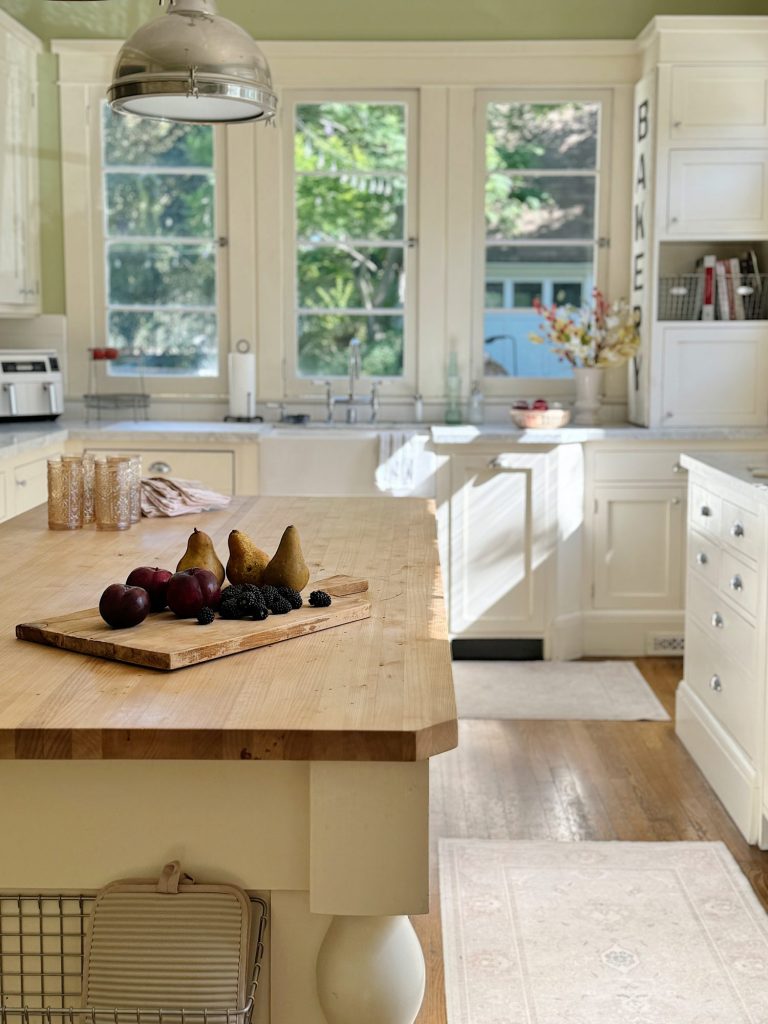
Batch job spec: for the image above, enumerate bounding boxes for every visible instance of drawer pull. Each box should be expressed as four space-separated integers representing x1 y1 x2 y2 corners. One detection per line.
672 462 684 474
696 552 708 566
700 505 712 517
729 574 744 592
15 478 27 487
711 612 724 629
730 521 745 538
149 461 172 475
671 497 681 506
710 674 723 693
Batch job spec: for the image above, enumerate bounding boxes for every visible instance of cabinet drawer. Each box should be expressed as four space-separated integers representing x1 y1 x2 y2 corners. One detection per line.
718 550 758 619
689 484 721 535
592 449 686 483
684 618 759 759
86 448 235 495
687 576 756 673
720 499 761 562
13 455 48 514
688 528 720 586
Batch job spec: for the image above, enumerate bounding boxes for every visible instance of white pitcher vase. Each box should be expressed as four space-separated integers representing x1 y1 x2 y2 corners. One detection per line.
573 367 604 425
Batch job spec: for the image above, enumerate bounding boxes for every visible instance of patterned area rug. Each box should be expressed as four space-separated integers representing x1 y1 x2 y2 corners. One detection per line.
452 660 670 721
440 840 768 1024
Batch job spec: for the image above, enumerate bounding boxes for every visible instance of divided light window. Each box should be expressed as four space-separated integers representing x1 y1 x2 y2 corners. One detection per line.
101 106 219 377
482 100 601 379
293 100 410 378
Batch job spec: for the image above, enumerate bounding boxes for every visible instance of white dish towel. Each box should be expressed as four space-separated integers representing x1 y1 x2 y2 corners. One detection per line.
375 431 419 495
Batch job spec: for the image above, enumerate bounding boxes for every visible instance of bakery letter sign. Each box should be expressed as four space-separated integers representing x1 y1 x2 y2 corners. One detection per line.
631 77 652 394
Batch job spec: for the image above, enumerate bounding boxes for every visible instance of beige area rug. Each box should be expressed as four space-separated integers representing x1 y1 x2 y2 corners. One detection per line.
452 660 670 721
440 839 768 1024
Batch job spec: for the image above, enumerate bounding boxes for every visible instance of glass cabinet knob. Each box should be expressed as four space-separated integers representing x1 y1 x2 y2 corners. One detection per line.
696 552 708 565
730 521 745 538
700 505 712 517
711 612 724 629
710 674 722 693
729 575 744 592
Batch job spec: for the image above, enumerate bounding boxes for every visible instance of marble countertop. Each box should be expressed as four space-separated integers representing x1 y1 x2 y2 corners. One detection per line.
3 418 768 455
681 451 768 503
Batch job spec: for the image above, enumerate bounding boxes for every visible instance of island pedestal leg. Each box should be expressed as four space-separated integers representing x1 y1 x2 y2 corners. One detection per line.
317 915 425 1024
309 761 430 1024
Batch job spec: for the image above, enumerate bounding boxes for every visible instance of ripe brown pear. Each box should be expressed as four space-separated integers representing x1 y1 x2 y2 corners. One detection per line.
176 527 225 586
260 524 310 591
226 528 271 585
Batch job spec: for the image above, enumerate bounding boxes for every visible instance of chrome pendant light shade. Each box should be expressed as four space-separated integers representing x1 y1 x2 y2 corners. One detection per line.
108 0 277 124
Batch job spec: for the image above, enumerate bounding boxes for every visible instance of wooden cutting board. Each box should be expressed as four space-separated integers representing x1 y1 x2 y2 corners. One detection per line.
16 575 370 671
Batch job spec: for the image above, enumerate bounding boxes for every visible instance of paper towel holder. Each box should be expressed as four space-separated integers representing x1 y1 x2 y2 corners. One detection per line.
224 340 264 423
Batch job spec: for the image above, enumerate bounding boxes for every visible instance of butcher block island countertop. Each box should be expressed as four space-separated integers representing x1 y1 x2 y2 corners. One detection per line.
0 495 457 762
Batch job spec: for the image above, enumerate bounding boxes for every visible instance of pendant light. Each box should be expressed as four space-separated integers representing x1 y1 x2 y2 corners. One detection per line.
108 0 277 125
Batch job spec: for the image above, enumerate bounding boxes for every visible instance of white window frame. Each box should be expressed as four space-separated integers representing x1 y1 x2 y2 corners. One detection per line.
472 88 614 398
98 101 227 383
282 89 419 398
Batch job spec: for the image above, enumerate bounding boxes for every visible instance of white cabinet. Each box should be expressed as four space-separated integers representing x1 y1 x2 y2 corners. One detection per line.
84 447 236 495
446 452 551 639
0 14 41 316
666 149 768 236
669 66 768 142
592 485 684 611
660 325 768 426
677 458 767 845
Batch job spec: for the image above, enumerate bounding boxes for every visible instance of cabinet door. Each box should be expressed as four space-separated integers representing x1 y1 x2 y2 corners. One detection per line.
448 453 549 637
670 66 768 142
592 486 684 611
0 53 21 306
667 149 768 236
13 455 49 515
661 326 768 427
86 448 235 495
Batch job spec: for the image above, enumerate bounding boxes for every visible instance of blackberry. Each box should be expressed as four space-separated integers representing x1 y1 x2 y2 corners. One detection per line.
220 601 241 619
277 586 303 609
197 607 216 625
270 596 292 615
251 605 269 621
309 590 332 608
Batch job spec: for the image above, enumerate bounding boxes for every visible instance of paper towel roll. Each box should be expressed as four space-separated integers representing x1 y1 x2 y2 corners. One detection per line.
228 352 257 419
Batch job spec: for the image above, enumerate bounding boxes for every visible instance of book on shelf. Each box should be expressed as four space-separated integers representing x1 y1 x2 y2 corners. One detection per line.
697 254 716 320
715 259 730 320
729 257 746 319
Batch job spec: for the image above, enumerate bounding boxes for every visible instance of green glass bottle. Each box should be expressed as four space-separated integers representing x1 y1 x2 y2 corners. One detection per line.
445 350 462 425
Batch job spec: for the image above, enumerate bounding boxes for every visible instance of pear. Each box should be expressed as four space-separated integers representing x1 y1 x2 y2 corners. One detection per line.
226 529 270 585
261 525 310 591
176 527 225 586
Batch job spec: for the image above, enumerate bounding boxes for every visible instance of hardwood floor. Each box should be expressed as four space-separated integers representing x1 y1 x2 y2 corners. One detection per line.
412 657 768 1024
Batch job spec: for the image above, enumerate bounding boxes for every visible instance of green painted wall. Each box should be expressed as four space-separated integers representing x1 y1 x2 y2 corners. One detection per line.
2 0 767 313
3 0 768 43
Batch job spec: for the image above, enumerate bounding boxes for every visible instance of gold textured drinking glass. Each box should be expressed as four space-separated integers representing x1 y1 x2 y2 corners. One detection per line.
128 454 142 523
95 457 131 531
82 452 96 524
47 456 84 530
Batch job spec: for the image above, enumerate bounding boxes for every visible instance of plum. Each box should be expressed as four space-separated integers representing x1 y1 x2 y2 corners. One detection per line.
99 584 151 629
167 568 222 619
126 566 173 612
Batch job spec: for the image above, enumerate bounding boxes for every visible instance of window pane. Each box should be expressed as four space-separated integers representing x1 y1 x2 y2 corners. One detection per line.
486 173 595 241
103 107 213 168
105 173 215 238
484 312 573 379
485 281 505 308
484 244 594 378
298 314 403 377
296 174 405 242
108 243 216 307
513 282 542 308
553 281 583 306
486 102 598 172
294 100 410 380
295 103 406 173
108 311 218 377
298 246 404 309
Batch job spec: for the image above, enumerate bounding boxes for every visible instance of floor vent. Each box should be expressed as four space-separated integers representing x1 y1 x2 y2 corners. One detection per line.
647 632 685 654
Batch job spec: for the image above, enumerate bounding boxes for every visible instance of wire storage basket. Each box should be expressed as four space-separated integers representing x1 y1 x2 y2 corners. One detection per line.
0 894 267 1024
658 273 768 320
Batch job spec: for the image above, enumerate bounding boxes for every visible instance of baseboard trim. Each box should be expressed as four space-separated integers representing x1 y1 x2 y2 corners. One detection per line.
582 610 684 657
675 680 759 844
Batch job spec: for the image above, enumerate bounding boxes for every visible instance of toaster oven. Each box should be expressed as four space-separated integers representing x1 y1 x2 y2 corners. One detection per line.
0 349 63 421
